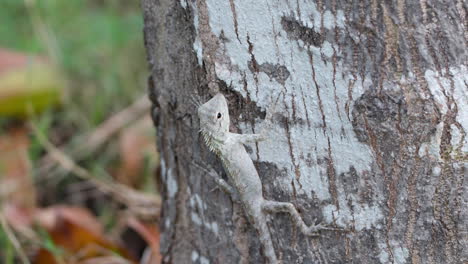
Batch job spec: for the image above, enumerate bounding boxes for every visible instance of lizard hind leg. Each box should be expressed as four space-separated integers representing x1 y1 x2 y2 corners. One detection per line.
262 200 337 236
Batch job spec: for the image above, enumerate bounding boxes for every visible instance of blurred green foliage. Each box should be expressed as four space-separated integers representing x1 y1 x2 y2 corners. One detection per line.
0 0 148 170
0 0 151 245
0 226 14 264
0 0 147 128
0 1 154 262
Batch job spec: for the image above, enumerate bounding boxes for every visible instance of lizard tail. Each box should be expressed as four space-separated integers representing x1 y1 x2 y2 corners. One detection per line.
255 214 279 264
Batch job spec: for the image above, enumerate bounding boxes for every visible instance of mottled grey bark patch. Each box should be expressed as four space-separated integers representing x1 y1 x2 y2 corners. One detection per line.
247 62 291 85
336 0 466 90
254 161 288 200
255 161 346 263
274 114 309 129
280 16 324 47
349 87 464 263
352 88 439 148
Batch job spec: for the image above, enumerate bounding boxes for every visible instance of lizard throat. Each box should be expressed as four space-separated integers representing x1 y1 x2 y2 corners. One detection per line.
200 129 233 176
200 129 225 154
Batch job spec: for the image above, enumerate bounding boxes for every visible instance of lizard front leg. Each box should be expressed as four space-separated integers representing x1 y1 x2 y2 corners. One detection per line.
232 133 266 145
231 93 282 146
211 177 240 202
190 162 240 202
262 200 342 236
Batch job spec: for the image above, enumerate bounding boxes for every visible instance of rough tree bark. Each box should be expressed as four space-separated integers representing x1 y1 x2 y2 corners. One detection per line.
141 0 466 263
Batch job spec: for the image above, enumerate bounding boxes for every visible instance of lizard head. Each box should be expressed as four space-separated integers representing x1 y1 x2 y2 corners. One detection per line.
198 93 230 137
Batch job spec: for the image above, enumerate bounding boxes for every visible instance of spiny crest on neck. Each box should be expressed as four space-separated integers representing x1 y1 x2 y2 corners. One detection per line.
200 129 222 154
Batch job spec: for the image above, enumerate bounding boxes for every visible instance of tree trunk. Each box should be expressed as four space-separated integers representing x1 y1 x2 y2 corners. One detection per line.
141 0 467 263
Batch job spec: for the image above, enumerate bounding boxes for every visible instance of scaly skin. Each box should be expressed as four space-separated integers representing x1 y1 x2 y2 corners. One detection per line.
198 93 340 264
203 128 278 263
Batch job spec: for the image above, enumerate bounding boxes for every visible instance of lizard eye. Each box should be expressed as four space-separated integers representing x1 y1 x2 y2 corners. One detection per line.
217 112 222 119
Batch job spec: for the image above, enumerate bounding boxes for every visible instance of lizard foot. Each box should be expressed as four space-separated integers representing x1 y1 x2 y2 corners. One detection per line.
305 219 348 236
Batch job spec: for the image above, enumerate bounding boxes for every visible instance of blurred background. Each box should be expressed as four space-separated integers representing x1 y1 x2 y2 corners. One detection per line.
0 0 161 263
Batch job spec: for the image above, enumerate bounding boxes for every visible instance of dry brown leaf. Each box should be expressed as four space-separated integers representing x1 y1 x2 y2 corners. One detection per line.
78 256 133 264
33 249 60 264
2 203 35 233
115 115 157 187
126 217 161 263
32 206 137 264
34 206 103 236
0 125 36 209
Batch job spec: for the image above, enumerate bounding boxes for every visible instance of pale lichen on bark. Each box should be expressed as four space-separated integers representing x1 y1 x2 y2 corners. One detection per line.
192 0 379 230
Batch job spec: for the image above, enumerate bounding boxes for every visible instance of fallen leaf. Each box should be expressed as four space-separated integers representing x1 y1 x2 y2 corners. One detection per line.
126 217 161 263
78 255 132 264
33 248 60 264
35 206 103 236
0 49 63 118
115 115 157 187
32 206 137 264
0 125 36 209
2 203 34 233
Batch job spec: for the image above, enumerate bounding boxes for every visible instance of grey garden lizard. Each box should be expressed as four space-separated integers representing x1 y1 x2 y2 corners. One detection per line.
197 93 341 264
